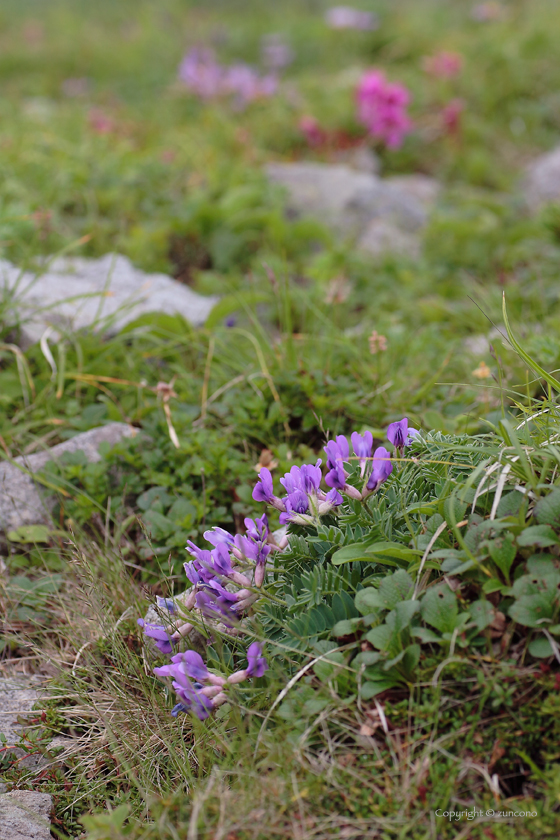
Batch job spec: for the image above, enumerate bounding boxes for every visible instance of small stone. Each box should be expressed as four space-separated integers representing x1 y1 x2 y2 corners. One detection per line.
523 145 560 212
0 423 135 533
0 253 219 347
0 791 52 840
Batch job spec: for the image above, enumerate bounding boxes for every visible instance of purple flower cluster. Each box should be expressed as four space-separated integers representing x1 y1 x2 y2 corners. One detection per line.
154 643 267 720
356 70 412 149
253 462 343 526
179 514 271 625
324 433 393 499
252 417 418 517
178 47 278 106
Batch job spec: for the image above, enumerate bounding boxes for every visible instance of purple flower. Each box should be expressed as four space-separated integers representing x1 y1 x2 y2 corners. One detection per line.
357 70 412 149
178 48 224 99
326 6 378 30
246 642 268 677
386 417 418 449
244 513 269 542
137 619 173 655
196 589 238 626
223 63 278 105
252 468 286 511
325 460 346 491
154 652 214 720
156 597 177 614
351 431 374 476
318 487 344 515
280 461 322 495
279 489 310 525
209 543 233 576
324 436 350 469
184 560 204 586
366 446 393 492
203 527 235 548
181 650 209 682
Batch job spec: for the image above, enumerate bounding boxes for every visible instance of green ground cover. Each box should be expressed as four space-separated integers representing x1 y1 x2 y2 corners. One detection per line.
2 0 560 837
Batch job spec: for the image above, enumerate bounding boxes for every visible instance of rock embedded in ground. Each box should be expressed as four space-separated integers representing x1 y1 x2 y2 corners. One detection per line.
0 422 135 533
265 161 440 257
0 791 53 840
523 145 560 211
331 145 380 174
0 253 219 347
0 676 45 766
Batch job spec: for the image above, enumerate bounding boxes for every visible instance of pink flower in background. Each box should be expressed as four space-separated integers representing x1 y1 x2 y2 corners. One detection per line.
299 115 326 147
88 108 115 135
423 51 463 79
178 47 224 99
326 6 378 31
471 2 504 22
441 98 465 136
356 70 412 149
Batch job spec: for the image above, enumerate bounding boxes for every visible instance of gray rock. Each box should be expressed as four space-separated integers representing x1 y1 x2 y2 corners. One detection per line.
0 791 52 840
331 145 380 174
523 145 560 212
265 162 440 257
0 676 44 765
0 422 135 532
0 253 219 347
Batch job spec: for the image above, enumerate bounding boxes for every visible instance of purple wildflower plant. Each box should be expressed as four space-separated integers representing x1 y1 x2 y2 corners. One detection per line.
154 644 267 720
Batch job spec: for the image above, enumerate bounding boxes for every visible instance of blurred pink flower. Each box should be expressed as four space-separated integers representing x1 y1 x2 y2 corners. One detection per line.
471 2 504 22
299 115 326 147
441 98 465 135
356 70 412 149
326 6 378 31
423 51 463 79
88 108 115 135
